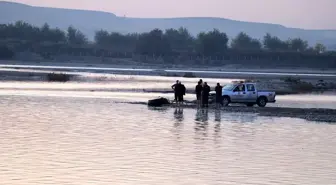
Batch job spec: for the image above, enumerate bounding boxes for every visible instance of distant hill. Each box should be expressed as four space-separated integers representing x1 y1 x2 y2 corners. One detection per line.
1 1 336 49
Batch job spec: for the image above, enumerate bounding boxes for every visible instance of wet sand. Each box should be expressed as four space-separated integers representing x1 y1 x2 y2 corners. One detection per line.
142 102 336 123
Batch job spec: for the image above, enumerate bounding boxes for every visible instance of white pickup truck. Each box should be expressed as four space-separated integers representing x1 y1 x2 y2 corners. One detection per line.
210 82 276 107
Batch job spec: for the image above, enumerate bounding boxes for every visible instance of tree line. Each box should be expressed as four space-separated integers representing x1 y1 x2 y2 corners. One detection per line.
0 21 333 59
0 21 87 46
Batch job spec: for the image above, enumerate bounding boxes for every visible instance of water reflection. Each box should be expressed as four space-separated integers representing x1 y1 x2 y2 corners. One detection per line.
214 109 221 122
194 108 209 139
171 107 184 141
173 108 184 123
222 112 257 123
214 110 222 144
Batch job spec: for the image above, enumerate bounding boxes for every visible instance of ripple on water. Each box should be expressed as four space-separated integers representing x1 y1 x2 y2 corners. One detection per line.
0 96 335 185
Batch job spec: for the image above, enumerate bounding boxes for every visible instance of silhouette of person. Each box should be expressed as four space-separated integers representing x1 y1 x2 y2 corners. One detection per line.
178 81 186 104
199 79 203 85
171 80 179 103
195 81 203 107
215 83 223 108
202 82 211 107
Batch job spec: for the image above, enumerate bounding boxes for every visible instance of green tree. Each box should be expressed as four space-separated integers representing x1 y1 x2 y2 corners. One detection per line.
164 27 195 52
0 21 66 43
314 43 326 53
196 29 228 55
94 30 138 51
94 30 110 47
230 32 262 50
263 33 289 51
0 24 10 39
51 28 67 43
287 38 308 52
67 26 88 45
122 33 138 52
135 28 171 55
0 45 14 59
40 23 66 43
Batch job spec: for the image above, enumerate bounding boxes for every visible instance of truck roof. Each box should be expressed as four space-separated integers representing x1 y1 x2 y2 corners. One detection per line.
231 80 257 84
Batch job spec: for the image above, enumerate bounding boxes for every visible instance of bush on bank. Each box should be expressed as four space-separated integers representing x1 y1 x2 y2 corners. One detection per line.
47 73 70 82
0 45 15 59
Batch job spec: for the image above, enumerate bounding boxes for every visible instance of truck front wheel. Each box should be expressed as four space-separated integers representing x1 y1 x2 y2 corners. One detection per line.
222 96 230 106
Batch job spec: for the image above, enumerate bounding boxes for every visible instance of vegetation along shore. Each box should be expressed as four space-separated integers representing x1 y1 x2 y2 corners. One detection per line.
1 21 336 70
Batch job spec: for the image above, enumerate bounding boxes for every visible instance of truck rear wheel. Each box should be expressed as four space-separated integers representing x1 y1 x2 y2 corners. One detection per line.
257 97 267 107
222 96 230 106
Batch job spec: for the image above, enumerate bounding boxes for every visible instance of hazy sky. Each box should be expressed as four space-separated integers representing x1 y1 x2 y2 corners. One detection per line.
7 0 336 29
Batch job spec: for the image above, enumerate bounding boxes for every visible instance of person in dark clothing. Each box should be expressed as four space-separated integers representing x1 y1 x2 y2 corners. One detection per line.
195 81 203 107
171 80 179 103
198 79 203 86
178 81 186 104
202 82 211 107
215 83 223 108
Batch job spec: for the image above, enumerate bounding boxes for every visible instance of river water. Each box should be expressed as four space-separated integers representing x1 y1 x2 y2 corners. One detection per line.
0 73 336 185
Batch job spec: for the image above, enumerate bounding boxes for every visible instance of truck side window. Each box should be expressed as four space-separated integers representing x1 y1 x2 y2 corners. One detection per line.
246 84 255 91
234 85 245 92
239 85 245 91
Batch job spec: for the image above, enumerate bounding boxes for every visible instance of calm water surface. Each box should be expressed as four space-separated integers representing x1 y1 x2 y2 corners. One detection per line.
0 96 335 185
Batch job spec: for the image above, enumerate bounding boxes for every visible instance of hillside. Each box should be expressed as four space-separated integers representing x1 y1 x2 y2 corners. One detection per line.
1 1 336 48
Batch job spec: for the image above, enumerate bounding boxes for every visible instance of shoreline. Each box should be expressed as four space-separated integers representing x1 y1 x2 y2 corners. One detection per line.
2 59 336 74
1 61 336 95
2 60 336 80
1 59 336 96
0 64 336 95
143 102 336 123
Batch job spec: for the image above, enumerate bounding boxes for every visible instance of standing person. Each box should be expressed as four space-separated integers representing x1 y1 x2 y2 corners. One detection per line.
178 81 186 104
198 79 203 86
195 81 203 107
198 79 203 105
215 83 223 108
202 82 211 108
171 80 179 103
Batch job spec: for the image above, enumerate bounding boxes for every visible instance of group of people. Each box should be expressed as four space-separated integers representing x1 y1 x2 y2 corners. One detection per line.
172 79 223 108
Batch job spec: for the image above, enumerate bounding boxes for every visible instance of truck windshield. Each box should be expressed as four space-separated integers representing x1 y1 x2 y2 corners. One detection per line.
223 84 236 91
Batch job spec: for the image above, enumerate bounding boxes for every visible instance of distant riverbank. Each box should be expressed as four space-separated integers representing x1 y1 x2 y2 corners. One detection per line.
1 60 336 95
2 59 336 74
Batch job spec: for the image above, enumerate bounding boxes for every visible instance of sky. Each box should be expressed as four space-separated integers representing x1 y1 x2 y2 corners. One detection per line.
6 0 336 29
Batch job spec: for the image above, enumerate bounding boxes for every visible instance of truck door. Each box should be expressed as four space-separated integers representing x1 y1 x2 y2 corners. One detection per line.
246 84 258 102
231 84 246 102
